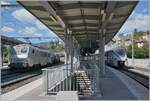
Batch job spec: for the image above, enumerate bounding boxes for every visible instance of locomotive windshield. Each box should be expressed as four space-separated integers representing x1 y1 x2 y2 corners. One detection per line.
21 47 28 53
12 45 28 55
115 49 126 56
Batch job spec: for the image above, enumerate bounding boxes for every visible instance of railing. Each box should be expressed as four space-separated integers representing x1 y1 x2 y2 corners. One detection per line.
75 68 100 96
80 54 99 61
126 58 150 68
42 64 78 95
42 61 99 97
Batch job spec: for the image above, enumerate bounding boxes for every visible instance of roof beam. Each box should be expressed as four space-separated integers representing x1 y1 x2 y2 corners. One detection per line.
72 33 98 36
1 4 20 7
57 3 103 10
79 2 87 36
72 27 97 30
70 23 98 27
73 29 97 32
40 1 66 28
106 1 116 13
63 15 99 21
101 2 117 34
23 5 46 12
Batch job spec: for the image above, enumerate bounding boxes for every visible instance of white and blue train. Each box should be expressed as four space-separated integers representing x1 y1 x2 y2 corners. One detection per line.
105 48 127 67
9 44 60 69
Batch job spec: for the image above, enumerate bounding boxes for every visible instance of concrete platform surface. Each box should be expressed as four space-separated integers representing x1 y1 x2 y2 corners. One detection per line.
80 66 149 100
16 85 56 101
110 67 149 100
1 77 43 101
1 65 148 101
130 68 149 76
57 91 78 101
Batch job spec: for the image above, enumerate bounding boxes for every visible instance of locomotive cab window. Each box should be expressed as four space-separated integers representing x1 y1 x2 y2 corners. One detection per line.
115 49 126 56
21 47 27 53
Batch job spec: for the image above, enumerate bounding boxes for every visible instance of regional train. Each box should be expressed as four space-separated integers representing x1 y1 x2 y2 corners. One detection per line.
9 44 60 70
105 48 127 67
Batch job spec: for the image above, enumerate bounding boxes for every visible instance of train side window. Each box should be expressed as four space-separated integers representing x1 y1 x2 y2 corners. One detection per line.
32 49 35 54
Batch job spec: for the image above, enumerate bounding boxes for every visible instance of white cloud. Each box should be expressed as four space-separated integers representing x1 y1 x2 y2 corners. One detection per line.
1 26 14 33
12 9 49 31
19 26 37 35
1 1 10 5
12 9 35 22
18 26 43 37
119 13 149 34
34 33 43 37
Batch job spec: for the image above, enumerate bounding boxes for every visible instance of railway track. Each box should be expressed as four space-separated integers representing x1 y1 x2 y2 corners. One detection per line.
118 67 149 89
1 62 63 87
1 69 42 87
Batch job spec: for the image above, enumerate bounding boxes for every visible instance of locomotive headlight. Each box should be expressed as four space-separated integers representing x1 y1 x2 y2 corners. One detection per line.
23 59 28 63
23 63 28 67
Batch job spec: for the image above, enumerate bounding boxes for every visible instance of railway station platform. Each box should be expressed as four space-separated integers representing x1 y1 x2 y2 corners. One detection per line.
129 67 149 77
1 1 149 101
1 62 148 101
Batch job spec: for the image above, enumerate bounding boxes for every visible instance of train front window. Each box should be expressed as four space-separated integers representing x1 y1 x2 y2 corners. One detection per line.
115 49 125 56
21 47 28 53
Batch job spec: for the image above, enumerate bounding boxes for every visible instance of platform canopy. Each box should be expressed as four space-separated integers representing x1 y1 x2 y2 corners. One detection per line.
19 1 137 48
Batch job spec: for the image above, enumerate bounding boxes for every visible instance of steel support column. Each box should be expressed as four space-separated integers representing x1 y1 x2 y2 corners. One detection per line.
70 35 74 73
99 33 105 77
148 31 150 67
64 28 70 91
0 36 2 94
64 28 69 65
0 36 2 68
132 30 135 65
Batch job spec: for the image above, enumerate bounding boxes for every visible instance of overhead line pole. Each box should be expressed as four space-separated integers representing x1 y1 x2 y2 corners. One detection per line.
148 31 150 67
132 30 135 65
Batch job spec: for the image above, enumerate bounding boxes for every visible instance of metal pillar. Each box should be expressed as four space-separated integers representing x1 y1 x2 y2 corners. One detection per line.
64 28 69 90
70 35 74 73
148 31 150 67
99 33 105 76
64 28 68 65
0 36 2 94
69 34 74 91
0 36 2 68
149 1 150 68
77 44 80 68
132 30 135 65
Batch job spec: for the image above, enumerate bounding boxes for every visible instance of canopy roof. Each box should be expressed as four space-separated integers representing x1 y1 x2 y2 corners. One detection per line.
19 1 138 48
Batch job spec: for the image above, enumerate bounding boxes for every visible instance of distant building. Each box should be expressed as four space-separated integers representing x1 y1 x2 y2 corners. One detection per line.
135 31 149 48
142 32 149 41
136 41 144 48
106 31 149 49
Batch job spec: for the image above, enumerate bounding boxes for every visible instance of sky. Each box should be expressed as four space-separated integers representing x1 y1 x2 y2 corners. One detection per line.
1 0 149 43
118 0 149 35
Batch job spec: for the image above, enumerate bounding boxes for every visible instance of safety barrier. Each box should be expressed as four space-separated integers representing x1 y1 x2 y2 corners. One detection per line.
42 64 77 95
127 58 150 68
42 61 99 96
80 55 99 61
75 68 99 96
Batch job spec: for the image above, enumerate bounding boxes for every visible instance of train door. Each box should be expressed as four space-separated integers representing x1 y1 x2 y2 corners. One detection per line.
28 47 34 67
109 51 113 65
105 52 108 64
112 51 118 67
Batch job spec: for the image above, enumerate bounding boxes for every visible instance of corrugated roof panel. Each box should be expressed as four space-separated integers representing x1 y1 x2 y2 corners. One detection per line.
19 1 138 48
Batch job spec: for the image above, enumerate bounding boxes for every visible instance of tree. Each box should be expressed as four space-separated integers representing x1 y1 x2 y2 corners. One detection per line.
126 41 149 58
3 47 11 63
